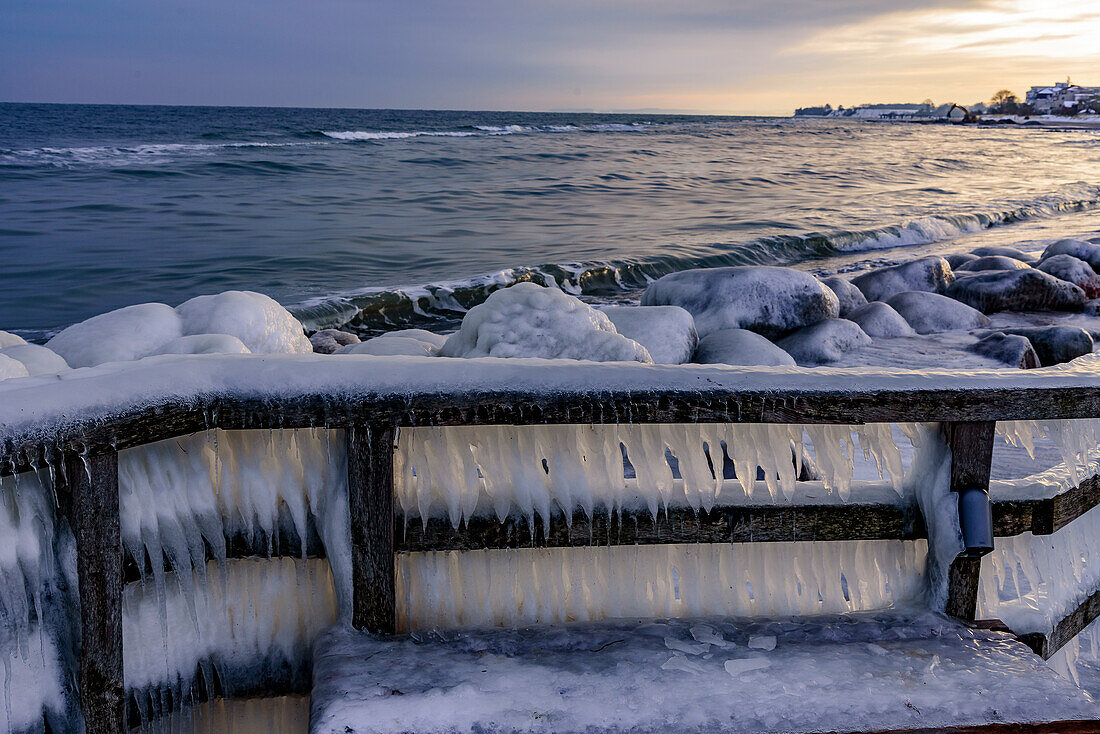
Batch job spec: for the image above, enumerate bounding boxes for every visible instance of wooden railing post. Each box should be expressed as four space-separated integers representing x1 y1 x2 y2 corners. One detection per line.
944 421 996 622
63 449 125 734
347 423 397 633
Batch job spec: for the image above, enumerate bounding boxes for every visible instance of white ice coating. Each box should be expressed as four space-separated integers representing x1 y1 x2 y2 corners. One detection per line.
0 471 67 732
396 541 927 631
123 558 336 690
439 282 653 362
396 422 910 528
979 502 1100 635
175 291 313 355
118 429 351 619
997 418 1100 487
312 611 1098 734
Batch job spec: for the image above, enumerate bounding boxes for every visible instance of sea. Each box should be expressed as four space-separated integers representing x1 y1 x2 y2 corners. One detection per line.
2 103 1100 341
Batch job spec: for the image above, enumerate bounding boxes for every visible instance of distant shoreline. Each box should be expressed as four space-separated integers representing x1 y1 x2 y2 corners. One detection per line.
796 113 1100 130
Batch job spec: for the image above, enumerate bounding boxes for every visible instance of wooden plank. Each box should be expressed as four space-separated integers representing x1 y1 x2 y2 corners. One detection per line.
1019 584 1100 660
992 474 1100 538
63 450 125 734
945 555 983 622
947 421 996 493
348 423 397 633
856 721 1100 734
7 383 1100 477
396 502 925 553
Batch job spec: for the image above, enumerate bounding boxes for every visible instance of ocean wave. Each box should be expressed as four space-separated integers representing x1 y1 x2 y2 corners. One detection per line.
0 141 309 168
289 185 1100 335
320 130 477 141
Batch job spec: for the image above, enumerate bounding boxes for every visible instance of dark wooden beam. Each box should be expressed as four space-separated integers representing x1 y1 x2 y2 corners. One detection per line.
63 450 125 734
945 555 983 622
7 382 1100 477
348 423 397 633
396 501 925 553
1016 584 1100 660
947 422 996 494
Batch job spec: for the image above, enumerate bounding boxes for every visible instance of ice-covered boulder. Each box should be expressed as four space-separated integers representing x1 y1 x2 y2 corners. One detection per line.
945 270 1087 314
338 336 439 357
310 329 361 354
0 344 70 376
152 334 251 355
845 302 915 338
376 329 449 349
776 319 871 364
968 333 1040 369
692 329 795 367
971 246 1038 264
982 326 1094 367
641 266 838 339
885 291 990 334
1084 299 1100 317
1037 255 1100 297
851 257 954 302
600 305 697 364
0 353 31 381
943 253 977 270
0 330 26 348
954 256 1030 272
1040 239 1100 271
176 291 312 355
820 277 867 318
45 302 183 368
440 283 652 362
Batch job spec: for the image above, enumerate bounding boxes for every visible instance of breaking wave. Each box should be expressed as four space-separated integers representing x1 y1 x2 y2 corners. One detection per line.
290 186 1100 335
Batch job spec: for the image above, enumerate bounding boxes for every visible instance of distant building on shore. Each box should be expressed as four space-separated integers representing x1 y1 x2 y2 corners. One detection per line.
794 102 937 120
1025 82 1100 113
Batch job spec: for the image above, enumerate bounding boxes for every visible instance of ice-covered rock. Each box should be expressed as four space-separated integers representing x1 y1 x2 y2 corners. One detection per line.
1037 255 1100 298
971 246 1038 264
969 333 1040 369
944 253 978 269
955 256 1031 272
946 270 1087 314
886 291 990 334
692 329 795 366
851 257 954 302
0 353 30 381
845 302 915 338
376 329 448 349
310 329 361 354
0 344 70 376
45 302 183 368
641 266 838 339
152 334 252 355
440 283 652 362
176 291 312 355
338 337 439 357
600 305 697 364
0 330 26 348
820 277 867 318
776 319 871 364
983 326 1094 367
1041 239 1100 271
1085 299 1100 317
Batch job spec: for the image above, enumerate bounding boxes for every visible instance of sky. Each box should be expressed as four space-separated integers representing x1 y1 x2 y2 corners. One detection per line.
2 0 1099 115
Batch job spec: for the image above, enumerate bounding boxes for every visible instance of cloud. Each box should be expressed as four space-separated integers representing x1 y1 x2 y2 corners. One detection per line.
0 0 1094 114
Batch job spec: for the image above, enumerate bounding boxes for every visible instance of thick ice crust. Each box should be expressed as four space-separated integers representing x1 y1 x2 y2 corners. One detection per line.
441 283 652 363
310 611 1098 734
641 266 839 339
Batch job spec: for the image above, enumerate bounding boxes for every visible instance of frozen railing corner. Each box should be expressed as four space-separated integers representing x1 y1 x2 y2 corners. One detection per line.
4 377 1100 732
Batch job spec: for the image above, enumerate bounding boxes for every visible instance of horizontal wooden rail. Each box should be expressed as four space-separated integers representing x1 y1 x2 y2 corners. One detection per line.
992 475 1100 537
1016 586 1100 660
396 501 925 552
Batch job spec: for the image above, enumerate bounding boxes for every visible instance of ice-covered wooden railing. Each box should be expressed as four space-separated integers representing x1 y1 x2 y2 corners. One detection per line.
4 355 1100 732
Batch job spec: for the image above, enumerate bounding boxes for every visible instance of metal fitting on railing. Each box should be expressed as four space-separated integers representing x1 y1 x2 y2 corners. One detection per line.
957 487 994 557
